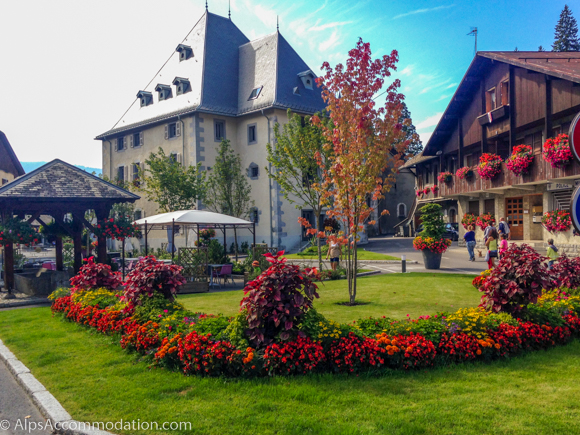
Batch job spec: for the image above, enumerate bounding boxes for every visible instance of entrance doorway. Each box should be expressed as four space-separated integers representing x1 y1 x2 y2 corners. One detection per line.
506 197 524 240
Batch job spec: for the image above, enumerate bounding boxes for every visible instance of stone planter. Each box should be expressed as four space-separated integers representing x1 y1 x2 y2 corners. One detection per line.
14 270 71 296
421 249 442 270
178 281 209 294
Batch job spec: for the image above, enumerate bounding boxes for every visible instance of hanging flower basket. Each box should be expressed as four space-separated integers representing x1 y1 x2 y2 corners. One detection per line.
437 172 453 183
541 210 572 233
0 218 39 247
543 133 573 168
477 153 503 180
506 145 534 176
456 167 474 180
416 190 423 198
432 185 439 194
93 216 141 241
423 186 431 195
461 213 477 230
476 213 496 230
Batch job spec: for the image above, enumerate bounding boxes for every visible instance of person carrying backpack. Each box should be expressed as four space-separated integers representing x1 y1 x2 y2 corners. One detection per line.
498 217 510 240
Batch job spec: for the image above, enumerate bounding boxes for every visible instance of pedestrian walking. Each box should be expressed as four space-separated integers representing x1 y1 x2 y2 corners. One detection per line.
464 225 476 261
498 217 511 240
485 228 499 269
483 222 496 243
326 238 342 271
498 233 508 259
547 238 559 269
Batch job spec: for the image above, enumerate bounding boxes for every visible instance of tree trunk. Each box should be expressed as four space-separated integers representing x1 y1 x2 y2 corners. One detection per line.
351 239 358 305
315 209 323 270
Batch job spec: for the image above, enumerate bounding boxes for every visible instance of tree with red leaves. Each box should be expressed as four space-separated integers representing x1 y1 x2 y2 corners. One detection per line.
312 38 413 304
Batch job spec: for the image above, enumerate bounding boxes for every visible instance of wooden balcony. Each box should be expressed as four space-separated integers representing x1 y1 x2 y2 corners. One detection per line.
438 155 580 197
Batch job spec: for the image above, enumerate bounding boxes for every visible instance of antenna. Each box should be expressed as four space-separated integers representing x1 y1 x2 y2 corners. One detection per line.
205 0 208 11
277 15 279 32
228 0 231 19
467 27 478 55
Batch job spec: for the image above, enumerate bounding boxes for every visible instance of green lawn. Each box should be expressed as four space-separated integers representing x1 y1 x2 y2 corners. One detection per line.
0 306 579 435
178 273 479 323
284 248 400 261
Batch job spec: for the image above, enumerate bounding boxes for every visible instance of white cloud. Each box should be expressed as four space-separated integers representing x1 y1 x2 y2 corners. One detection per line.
319 30 341 52
393 4 455 20
399 65 415 76
310 20 353 31
445 82 458 89
254 4 278 29
419 131 434 144
419 78 452 94
436 94 451 101
416 112 443 131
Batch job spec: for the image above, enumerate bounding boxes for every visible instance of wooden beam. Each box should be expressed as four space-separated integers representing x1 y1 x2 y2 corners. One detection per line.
509 65 517 154
481 80 488 154
458 119 464 167
545 75 553 140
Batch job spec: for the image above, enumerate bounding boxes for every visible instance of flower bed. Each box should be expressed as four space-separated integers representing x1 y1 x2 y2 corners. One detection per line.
543 134 573 168
542 210 572 233
49 252 580 378
477 153 503 180
456 167 474 180
506 145 534 176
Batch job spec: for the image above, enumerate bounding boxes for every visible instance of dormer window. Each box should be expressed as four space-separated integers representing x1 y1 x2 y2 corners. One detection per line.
293 87 300 96
137 90 153 107
298 70 315 90
172 77 191 96
176 44 193 61
248 86 263 100
155 84 172 101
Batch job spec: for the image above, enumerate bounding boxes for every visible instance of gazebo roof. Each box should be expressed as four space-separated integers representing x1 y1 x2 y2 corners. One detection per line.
0 159 139 203
134 210 253 228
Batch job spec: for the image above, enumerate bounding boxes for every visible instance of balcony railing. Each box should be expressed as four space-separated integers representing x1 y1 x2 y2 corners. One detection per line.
435 155 580 197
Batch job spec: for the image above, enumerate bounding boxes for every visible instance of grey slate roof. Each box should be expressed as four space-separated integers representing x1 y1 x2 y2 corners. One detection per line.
96 11 326 139
0 131 25 177
399 151 437 169
0 159 139 201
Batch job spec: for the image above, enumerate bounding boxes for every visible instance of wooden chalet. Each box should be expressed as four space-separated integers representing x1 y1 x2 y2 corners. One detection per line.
407 51 580 249
0 131 25 185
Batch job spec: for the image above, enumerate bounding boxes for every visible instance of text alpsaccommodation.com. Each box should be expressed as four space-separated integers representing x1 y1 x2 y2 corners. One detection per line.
0 418 193 433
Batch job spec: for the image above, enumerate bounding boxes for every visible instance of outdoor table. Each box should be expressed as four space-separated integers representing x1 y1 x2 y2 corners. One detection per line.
208 264 225 287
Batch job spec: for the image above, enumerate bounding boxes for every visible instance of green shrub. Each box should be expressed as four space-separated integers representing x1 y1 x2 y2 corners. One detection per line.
223 310 250 349
193 315 231 338
132 294 188 324
48 287 71 301
521 304 566 327
355 316 396 337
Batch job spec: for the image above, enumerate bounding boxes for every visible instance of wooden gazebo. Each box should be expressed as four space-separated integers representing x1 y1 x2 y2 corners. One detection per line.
0 159 139 293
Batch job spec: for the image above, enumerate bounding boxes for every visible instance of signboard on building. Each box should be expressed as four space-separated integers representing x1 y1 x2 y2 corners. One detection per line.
547 181 580 191
571 185 580 233
570 112 580 164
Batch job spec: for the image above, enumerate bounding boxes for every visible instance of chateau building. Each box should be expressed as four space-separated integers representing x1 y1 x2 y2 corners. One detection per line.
96 10 327 251
404 51 580 252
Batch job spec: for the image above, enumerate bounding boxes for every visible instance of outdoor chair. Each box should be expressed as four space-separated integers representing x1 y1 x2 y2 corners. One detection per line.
212 264 234 287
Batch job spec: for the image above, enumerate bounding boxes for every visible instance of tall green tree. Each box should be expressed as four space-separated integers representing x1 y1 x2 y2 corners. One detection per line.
205 140 253 260
399 102 422 156
139 148 206 213
553 5 580 52
267 109 332 269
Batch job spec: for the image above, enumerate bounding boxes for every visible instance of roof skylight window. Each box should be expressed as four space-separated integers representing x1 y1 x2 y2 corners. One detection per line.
172 77 191 96
155 84 172 101
248 86 263 100
136 90 153 107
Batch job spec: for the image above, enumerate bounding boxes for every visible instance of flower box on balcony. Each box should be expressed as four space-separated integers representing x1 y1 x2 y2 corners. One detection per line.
477 105 509 126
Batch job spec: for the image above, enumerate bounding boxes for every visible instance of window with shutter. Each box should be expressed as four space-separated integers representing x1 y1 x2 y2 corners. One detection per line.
176 122 181 137
129 135 134 148
164 125 169 140
177 153 182 164
117 137 124 151
139 132 144 146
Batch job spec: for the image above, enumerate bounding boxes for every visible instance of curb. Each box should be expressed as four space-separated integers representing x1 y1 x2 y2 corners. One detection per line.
0 299 51 309
0 338 115 435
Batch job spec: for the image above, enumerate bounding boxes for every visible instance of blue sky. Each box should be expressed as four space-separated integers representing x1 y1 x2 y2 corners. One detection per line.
0 0 577 167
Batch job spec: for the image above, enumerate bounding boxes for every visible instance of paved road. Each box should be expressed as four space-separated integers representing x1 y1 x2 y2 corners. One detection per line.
361 236 487 275
0 359 51 435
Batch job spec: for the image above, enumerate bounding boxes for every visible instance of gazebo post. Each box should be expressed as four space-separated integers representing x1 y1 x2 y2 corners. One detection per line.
95 207 109 265
55 236 64 271
3 242 15 296
144 221 148 256
72 217 83 274
171 219 175 263
223 226 227 259
252 222 256 260
196 224 200 246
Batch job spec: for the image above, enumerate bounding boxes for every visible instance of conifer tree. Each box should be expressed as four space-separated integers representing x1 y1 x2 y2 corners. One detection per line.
552 5 580 52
